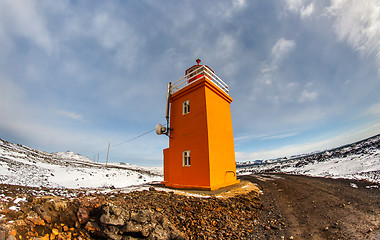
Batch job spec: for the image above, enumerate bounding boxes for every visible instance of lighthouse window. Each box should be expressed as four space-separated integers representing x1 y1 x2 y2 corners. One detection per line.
183 100 190 115
183 150 191 166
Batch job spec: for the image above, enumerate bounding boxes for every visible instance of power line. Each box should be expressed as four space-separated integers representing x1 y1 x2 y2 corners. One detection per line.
111 127 157 147
95 123 166 163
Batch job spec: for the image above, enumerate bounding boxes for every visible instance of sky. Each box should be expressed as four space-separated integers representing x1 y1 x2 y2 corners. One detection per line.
0 0 380 166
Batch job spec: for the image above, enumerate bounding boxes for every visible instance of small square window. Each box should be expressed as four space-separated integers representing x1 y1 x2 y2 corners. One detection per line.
183 100 190 115
183 150 191 167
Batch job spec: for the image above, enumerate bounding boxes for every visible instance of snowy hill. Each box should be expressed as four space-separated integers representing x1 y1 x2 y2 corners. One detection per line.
237 134 380 183
0 138 163 188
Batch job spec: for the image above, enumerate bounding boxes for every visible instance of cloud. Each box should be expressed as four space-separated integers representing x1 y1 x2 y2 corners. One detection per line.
0 0 54 54
257 38 296 85
91 12 142 70
299 89 318 102
235 131 300 143
252 38 296 102
285 0 314 18
270 38 296 65
55 110 86 123
235 122 380 162
365 103 380 116
213 0 248 19
325 0 380 73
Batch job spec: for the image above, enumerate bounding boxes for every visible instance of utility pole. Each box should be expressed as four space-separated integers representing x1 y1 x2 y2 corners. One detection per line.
97 153 99 163
106 142 110 167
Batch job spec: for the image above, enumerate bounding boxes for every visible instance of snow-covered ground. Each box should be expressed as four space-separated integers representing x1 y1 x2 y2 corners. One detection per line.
238 134 380 183
2 133 380 190
0 138 163 189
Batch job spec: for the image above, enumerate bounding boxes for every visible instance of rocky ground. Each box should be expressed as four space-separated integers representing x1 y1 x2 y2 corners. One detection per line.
1 174 380 240
0 180 281 240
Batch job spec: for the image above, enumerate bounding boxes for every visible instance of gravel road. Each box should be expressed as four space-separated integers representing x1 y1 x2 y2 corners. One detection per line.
240 173 380 239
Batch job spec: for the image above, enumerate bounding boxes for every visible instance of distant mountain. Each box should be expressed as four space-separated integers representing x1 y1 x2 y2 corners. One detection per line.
0 138 163 188
237 134 380 183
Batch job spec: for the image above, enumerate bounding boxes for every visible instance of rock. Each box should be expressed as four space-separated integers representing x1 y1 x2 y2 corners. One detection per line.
85 221 100 233
120 221 143 233
8 230 16 236
270 224 279 230
32 205 52 224
77 207 90 225
104 226 122 240
155 207 163 212
26 211 45 226
150 224 169 240
100 205 129 226
51 228 59 236
130 210 151 223
98 203 186 240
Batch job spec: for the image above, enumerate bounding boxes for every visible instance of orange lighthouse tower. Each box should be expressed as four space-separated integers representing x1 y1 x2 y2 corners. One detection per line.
156 59 239 190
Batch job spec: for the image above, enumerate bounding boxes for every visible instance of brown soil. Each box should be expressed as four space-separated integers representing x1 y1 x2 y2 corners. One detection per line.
0 174 379 239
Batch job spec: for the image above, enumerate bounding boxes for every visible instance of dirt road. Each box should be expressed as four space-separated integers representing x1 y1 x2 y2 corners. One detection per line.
240 173 380 239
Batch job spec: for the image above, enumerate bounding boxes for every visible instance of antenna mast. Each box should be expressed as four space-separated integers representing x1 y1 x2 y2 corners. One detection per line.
156 82 172 137
165 82 172 135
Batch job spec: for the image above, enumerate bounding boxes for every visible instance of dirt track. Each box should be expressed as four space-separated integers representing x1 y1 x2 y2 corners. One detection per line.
240 173 380 239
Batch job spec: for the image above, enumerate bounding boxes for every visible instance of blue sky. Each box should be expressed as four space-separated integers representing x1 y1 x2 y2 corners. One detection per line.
0 0 380 166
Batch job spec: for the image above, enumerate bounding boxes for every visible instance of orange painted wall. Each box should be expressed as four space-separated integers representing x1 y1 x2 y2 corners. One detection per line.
204 82 239 190
163 76 239 190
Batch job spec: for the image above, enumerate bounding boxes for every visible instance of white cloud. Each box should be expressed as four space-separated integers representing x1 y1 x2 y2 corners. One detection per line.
91 12 142 70
233 0 247 9
213 0 248 19
325 0 380 73
0 74 26 114
236 122 380 162
252 38 296 104
234 131 300 143
299 89 318 102
365 103 380 116
301 3 314 18
214 33 238 59
285 0 314 18
258 38 296 79
270 38 296 64
55 110 86 123
0 0 54 54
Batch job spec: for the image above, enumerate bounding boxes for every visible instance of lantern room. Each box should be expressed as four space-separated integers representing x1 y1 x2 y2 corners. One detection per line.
156 59 239 191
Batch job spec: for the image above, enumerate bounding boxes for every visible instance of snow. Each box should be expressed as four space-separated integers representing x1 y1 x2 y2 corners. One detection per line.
350 183 358 189
2 133 380 191
13 197 26 204
238 134 380 183
9 206 19 211
0 138 163 189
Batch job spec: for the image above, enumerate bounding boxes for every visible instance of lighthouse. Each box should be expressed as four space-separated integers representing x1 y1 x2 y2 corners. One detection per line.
156 60 239 190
